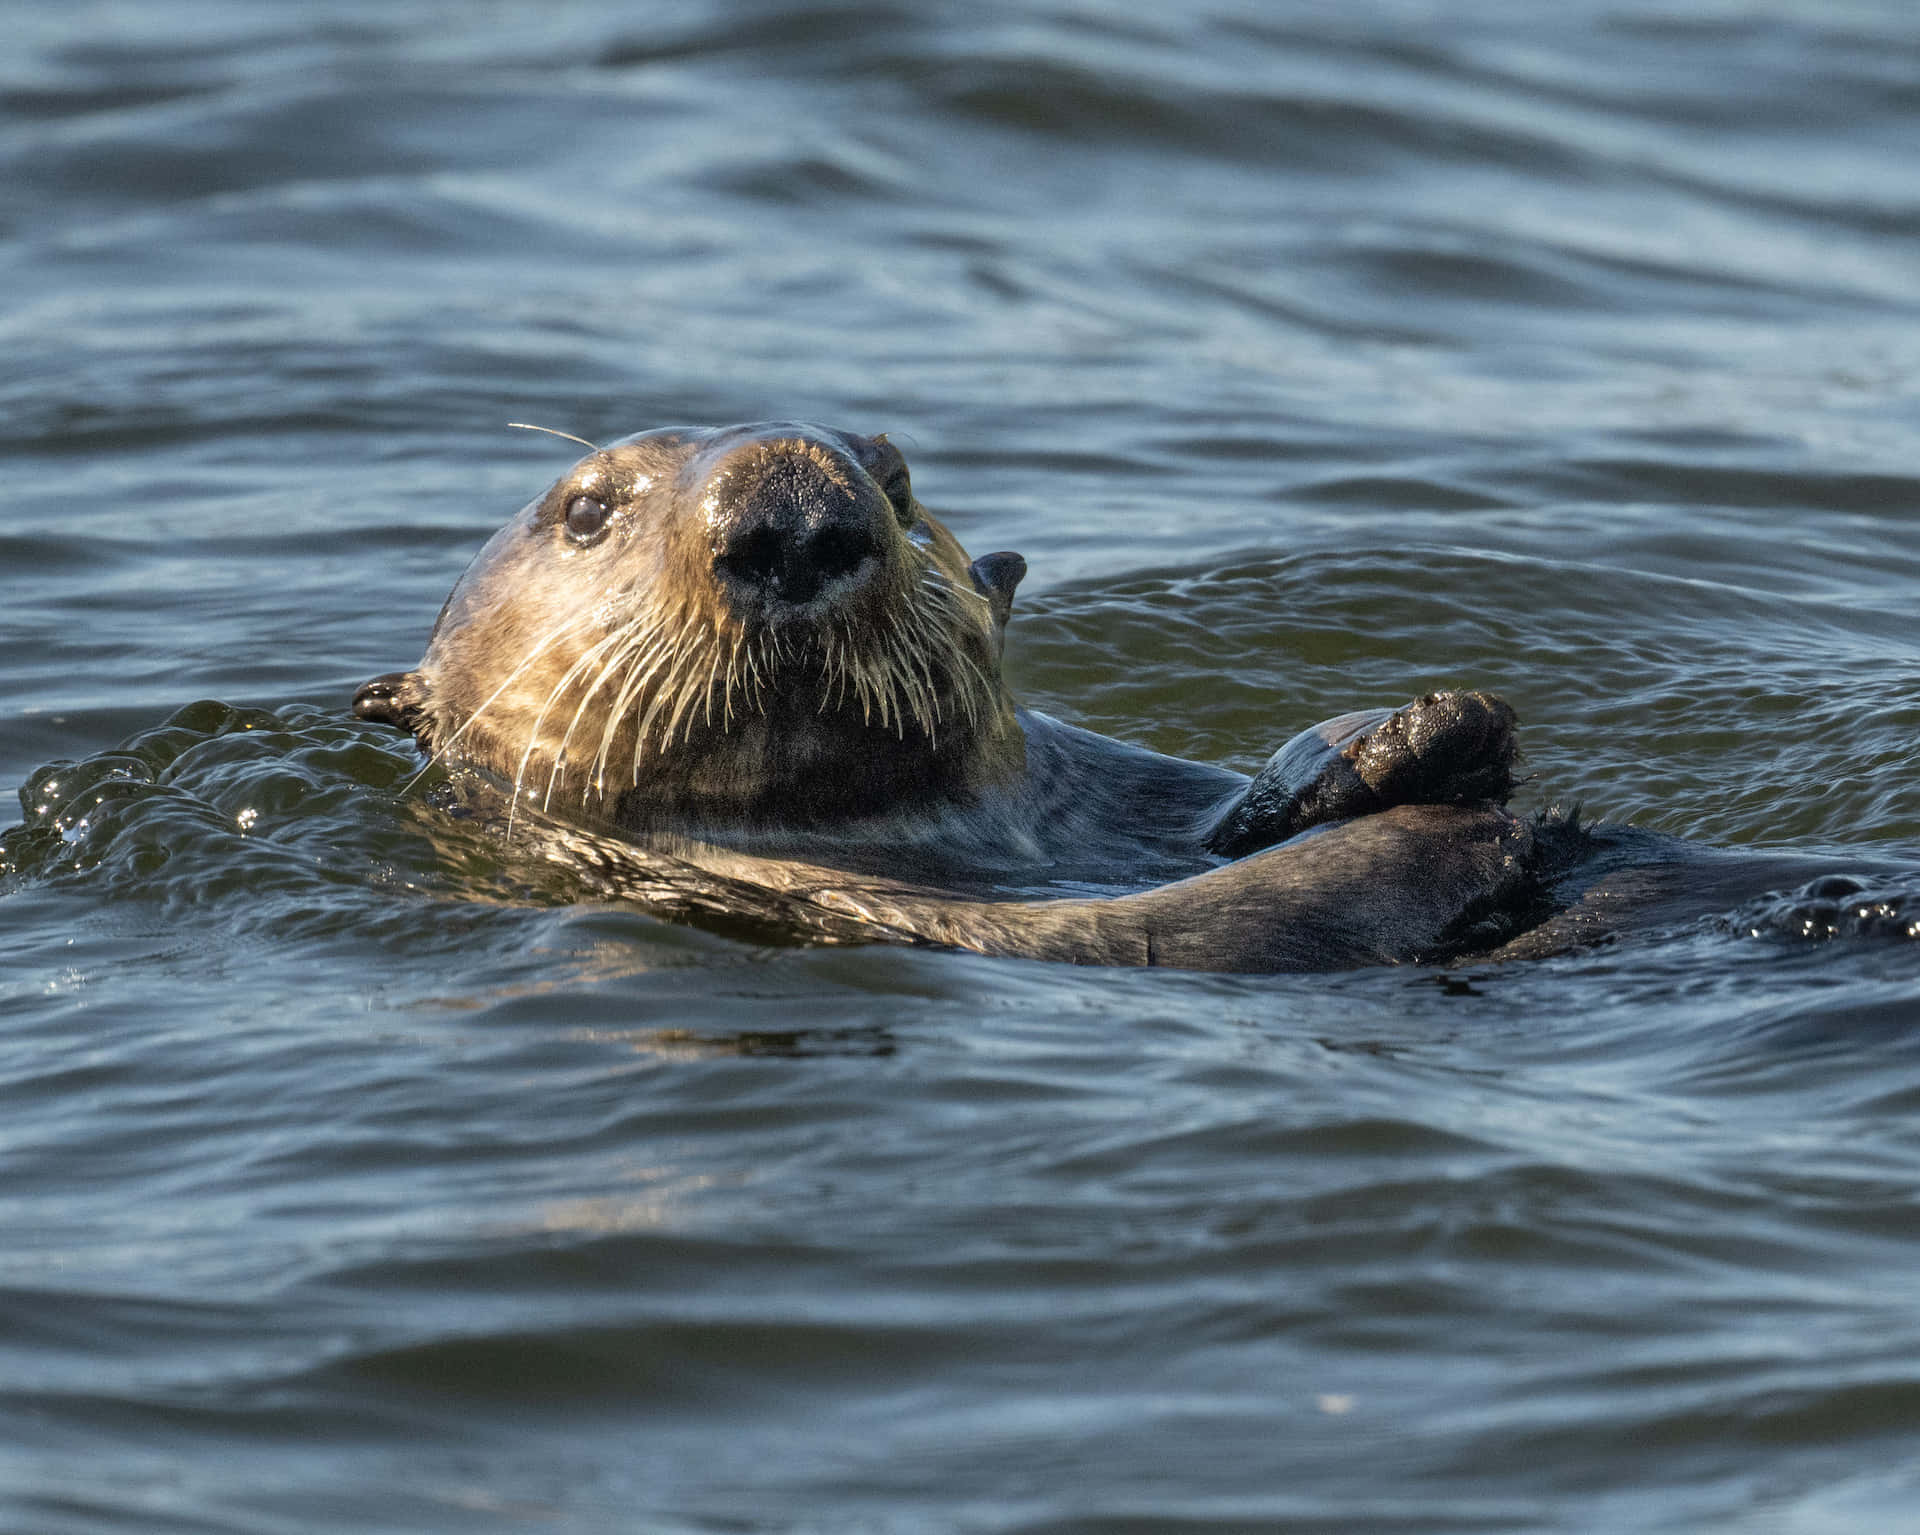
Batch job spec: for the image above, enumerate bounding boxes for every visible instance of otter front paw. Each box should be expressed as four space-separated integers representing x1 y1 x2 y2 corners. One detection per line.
1206 690 1519 859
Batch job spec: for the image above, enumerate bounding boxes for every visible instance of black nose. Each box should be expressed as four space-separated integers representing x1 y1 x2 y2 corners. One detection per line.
709 440 887 607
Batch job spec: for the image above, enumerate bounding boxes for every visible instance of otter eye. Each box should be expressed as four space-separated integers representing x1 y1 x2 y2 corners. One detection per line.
564 493 609 543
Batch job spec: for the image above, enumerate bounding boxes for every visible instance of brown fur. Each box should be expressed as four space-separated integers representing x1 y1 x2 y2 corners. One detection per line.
378 426 1021 837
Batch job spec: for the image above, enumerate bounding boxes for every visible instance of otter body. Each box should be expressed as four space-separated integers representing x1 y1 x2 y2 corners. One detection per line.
355 423 1889 971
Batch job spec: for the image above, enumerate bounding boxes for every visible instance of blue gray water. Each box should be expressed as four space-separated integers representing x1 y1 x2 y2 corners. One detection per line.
5 3 1920 1530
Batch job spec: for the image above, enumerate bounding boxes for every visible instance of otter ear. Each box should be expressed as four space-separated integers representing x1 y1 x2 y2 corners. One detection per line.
352 670 427 733
968 551 1027 630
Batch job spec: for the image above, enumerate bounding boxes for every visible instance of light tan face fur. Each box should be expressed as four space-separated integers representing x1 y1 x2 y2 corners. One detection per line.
399 424 1021 832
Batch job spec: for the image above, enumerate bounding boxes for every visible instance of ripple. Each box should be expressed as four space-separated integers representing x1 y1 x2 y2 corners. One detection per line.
7 3 1920 1531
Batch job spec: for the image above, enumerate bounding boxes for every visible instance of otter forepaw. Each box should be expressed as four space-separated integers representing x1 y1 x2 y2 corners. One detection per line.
1346 690 1519 811
1205 690 1519 859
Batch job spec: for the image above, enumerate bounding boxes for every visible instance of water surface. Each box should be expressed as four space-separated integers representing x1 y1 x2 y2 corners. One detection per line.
5 3 1920 1530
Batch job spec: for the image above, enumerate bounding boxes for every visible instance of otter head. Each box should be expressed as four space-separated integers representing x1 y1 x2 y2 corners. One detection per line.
354 423 1027 834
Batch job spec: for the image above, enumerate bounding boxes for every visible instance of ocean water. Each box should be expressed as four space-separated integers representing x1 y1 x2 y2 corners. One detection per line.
4 2 1920 1530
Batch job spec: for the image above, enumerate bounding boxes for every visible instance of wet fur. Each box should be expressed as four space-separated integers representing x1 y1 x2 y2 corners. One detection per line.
357 423 1915 971
388 428 1017 836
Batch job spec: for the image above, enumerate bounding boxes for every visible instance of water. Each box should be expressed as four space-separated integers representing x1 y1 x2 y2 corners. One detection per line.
4 2 1920 1529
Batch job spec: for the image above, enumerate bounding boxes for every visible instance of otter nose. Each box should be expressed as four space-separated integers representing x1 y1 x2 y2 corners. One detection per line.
708 441 887 607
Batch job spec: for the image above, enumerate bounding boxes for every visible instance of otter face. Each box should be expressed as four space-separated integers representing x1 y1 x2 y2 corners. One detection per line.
355 424 1027 834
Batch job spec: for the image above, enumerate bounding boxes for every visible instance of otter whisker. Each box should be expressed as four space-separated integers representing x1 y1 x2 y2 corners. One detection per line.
877 631 908 738
911 576 998 728
623 641 690 760
537 619 658 812
826 623 854 716
888 568 944 728
896 611 942 728
530 617 678 820
882 650 908 738
879 617 911 731
572 624 659 794
680 631 729 746
507 422 603 453
556 632 654 798
922 566 991 616
533 616 643 764
518 622 633 821
632 623 712 767
656 618 721 749
888 617 931 736
862 631 890 730
611 621 699 784
590 611 684 789
598 636 680 791
403 609 600 795
721 630 744 729
927 607 971 717
830 621 869 723
745 631 770 712
756 629 778 711
947 643 993 727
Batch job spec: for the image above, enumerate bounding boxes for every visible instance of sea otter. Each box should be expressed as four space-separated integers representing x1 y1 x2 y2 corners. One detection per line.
352 422 1903 969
